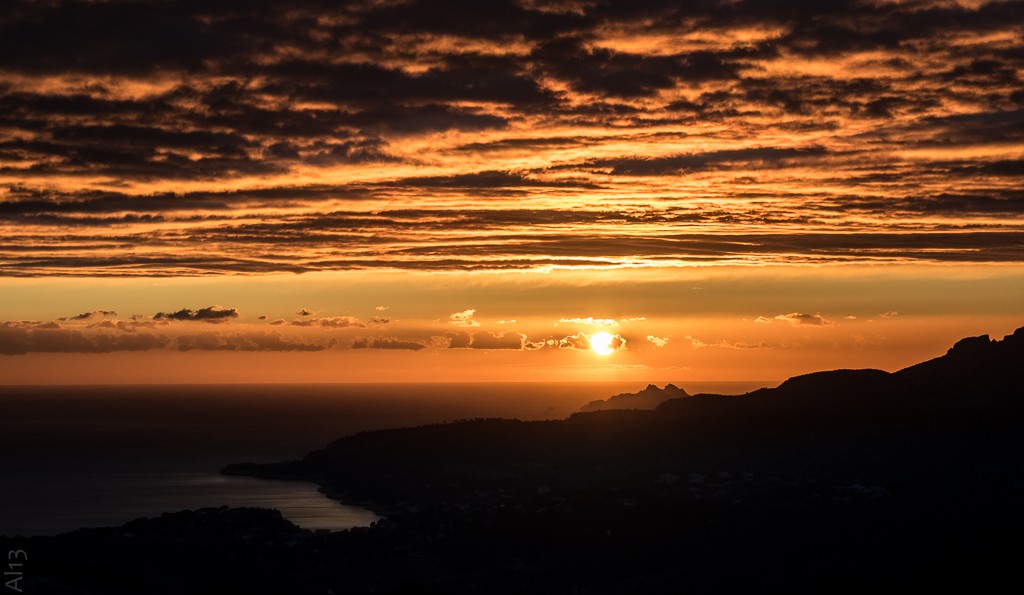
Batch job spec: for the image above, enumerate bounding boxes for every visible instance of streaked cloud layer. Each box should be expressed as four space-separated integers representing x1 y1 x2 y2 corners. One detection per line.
2 0 1023 275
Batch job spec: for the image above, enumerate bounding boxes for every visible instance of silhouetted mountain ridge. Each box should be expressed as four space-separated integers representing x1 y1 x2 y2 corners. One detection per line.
672 325 1024 413
227 325 1024 504
894 326 1024 400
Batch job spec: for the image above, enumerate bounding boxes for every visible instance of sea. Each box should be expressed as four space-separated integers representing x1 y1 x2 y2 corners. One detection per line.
0 381 772 536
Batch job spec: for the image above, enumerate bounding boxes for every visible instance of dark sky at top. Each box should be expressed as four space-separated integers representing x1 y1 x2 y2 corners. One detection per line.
1 0 1022 275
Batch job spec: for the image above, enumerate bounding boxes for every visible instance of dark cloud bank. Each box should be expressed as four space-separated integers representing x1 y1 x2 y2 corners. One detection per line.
2 0 1023 274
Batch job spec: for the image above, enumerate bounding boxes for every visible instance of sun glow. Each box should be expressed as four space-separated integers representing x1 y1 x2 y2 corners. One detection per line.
590 331 615 356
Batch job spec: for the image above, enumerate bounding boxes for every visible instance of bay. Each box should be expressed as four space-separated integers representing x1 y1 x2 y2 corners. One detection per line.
0 381 771 536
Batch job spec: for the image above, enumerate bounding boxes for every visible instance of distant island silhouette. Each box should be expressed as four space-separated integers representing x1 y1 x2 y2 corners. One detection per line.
7 326 1024 593
579 382 689 412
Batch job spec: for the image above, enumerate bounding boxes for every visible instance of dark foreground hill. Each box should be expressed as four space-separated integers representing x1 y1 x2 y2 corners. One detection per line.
6 327 1024 594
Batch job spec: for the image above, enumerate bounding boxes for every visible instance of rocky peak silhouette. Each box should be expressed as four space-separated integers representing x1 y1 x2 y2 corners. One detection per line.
580 383 690 412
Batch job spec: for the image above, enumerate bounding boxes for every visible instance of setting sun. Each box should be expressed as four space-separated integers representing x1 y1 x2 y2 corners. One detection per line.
590 332 615 356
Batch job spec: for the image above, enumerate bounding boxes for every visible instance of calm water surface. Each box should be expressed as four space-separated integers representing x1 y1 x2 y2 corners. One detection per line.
0 381 771 536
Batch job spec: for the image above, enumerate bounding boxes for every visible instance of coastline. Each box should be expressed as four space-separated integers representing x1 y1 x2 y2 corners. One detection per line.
221 463 392 522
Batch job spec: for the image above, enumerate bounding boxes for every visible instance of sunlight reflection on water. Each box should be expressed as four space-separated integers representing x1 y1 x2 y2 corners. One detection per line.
0 472 377 536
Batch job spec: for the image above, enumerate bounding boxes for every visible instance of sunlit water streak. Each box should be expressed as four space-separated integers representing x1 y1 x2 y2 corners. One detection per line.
1 472 377 536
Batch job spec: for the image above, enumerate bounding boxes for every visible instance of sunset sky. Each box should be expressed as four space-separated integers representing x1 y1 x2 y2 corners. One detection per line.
1 0 1022 384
